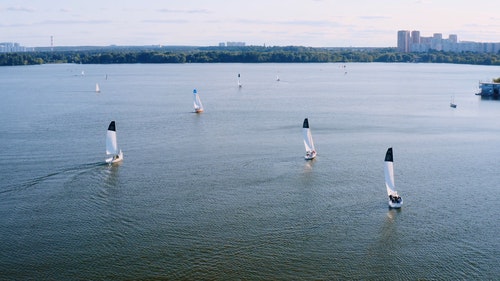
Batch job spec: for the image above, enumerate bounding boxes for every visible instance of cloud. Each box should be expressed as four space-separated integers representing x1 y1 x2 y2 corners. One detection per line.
463 23 500 28
0 22 32 27
230 18 342 27
39 20 112 25
142 19 189 24
6 6 35 12
284 20 337 27
359 16 391 20
157 9 210 14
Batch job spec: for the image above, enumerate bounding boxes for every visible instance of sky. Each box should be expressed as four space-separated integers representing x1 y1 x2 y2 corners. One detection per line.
2 0 500 48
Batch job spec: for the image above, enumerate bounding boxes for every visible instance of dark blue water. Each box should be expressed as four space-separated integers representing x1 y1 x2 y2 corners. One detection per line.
0 63 499 280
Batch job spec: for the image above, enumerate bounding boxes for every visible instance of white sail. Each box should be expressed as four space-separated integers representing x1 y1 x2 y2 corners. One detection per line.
105 121 123 163
302 118 316 159
96 83 100 93
193 89 204 112
384 148 396 196
106 121 118 155
384 147 402 208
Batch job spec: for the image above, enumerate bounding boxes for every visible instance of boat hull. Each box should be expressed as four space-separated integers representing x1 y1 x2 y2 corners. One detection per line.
304 151 316 160
106 151 123 164
388 198 403 209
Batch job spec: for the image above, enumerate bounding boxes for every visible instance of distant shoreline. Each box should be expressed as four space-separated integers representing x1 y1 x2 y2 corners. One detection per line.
1 46 499 66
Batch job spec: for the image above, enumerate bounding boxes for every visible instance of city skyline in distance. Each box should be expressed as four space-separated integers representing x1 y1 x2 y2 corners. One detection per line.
397 30 500 53
1 0 499 48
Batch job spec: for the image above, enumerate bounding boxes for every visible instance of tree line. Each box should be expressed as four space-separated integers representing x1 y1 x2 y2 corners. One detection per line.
1 46 500 66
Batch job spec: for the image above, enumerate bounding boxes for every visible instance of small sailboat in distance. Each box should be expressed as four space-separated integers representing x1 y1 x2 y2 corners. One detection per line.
193 89 204 113
302 118 317 160
238 73 242 88
105 121 123 164
450 96 457 108
95 83 100 93
384 147 403 208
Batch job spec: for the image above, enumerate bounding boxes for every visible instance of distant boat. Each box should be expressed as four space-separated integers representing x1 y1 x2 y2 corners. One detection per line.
450 96 457 108
238 73 242 88
193 89 204 113
105 121 123 164
276 74 280 81
95 83 100 93
302 118 317 160
384 147 403 208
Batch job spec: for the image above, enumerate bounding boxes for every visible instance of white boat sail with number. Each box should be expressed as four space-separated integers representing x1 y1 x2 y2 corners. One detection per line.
105 121 123 164
384 147 403 208
302 118 317 160
193 89 204 113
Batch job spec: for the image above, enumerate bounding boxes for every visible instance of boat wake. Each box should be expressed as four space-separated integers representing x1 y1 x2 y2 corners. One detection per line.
0 162 106 194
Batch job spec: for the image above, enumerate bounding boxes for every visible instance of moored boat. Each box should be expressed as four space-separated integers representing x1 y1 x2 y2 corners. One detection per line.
476 81 500 98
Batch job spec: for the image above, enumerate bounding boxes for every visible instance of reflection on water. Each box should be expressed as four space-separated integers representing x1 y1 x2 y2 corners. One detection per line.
480 95 500 101
302 158 316 173
378 210 400 246
381 209 400 238
104 162 121 188
363 209 404 278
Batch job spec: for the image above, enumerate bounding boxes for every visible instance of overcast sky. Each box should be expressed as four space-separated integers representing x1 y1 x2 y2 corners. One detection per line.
2 0 499 47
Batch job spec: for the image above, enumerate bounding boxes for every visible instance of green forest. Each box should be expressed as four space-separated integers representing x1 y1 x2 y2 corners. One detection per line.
1 46 500 66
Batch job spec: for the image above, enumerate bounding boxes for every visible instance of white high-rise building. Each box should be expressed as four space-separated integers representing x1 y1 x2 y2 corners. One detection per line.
397 30 410 52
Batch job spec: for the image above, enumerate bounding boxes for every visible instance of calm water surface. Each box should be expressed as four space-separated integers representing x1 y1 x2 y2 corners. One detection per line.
0 63 499 280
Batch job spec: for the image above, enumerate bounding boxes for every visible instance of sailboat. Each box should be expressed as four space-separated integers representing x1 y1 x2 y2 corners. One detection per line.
105 121 123 164
384 147 403 208
237 73 242 88
450 96 457 108
193 89 204 113
302 118 317 160
95 83 100 93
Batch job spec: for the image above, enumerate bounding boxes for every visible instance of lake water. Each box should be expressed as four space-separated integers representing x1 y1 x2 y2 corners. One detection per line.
0 62 499 280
